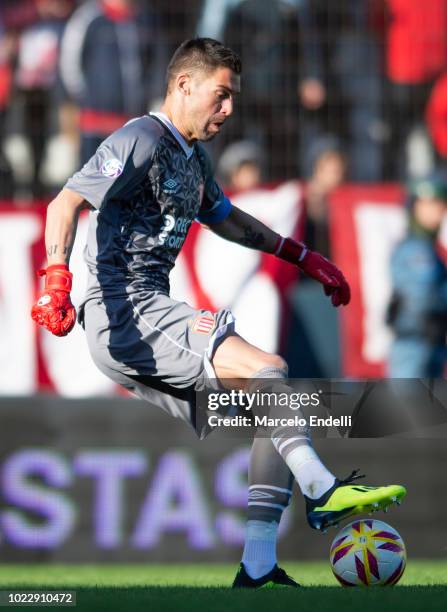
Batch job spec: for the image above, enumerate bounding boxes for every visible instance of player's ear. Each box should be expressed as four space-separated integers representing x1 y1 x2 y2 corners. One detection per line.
177 73 191 96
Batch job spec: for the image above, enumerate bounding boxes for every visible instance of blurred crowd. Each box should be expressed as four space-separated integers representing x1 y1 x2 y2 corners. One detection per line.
0 0 445 376
2 0 447 199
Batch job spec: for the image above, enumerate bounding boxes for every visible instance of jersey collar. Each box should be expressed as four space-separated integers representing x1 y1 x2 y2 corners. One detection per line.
149 112 195 159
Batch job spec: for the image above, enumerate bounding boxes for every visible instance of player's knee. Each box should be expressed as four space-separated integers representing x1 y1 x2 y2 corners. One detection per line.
212 335 288 380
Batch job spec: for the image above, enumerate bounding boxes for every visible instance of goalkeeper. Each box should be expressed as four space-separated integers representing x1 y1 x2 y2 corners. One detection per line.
31 38 406 588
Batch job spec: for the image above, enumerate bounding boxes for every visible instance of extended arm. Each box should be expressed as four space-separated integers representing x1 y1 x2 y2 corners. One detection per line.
31 188 90 336
207 205 279 253
207 204 350 307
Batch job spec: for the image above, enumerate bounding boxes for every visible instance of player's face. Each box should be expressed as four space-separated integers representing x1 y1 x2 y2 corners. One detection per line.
188 67 240 141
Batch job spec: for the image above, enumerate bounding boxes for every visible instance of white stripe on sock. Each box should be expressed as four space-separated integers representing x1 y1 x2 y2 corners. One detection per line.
249 484 293 495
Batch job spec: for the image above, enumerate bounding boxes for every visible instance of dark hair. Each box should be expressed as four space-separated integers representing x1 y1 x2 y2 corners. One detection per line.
166 38 241 92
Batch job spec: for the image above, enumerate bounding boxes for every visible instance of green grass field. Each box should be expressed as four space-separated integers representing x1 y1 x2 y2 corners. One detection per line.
0 561 445 611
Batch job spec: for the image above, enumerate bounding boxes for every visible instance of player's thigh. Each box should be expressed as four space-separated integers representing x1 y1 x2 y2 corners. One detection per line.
212 333 287 388
83 293 234 388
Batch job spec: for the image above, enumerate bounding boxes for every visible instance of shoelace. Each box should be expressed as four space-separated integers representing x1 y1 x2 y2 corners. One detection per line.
339 469 366 486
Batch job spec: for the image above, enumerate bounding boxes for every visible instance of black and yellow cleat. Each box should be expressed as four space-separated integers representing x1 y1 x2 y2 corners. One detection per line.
306 470 406 532
232 563 300 588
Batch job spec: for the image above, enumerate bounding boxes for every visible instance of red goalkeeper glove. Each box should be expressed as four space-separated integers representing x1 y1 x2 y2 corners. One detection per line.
274 237 351 307
31 264 76 336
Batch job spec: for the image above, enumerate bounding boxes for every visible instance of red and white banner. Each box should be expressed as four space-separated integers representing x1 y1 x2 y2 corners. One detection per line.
2 182 445 394
0 182 304 396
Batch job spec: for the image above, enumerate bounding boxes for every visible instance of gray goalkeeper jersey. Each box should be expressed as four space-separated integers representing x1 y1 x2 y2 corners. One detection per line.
65 112 232 301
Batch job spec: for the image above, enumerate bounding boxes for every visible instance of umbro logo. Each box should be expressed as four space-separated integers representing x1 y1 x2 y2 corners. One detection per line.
248 490 275 500
162 178 178 194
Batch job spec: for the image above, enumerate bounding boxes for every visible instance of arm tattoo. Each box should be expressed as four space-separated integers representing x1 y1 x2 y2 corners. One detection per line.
46 245 69 257
241 226 265 249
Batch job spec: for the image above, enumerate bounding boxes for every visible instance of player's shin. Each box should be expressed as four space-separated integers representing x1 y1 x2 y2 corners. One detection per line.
241 437 294 579
249 367 336 500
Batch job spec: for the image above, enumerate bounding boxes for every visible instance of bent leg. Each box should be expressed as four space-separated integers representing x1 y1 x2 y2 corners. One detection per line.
212 333 335 500
217 334 333 578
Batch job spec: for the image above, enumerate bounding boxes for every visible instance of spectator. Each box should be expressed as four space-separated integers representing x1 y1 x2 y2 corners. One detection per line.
13 0 75 197
60 0 165 165
217 140 264 192
297 0 383 181
198 0 301 181
387 174 447 377
303 136 347 258
382 0 447 180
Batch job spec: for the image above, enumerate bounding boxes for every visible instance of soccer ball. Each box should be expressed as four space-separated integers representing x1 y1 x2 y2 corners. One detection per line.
330 519 406 586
